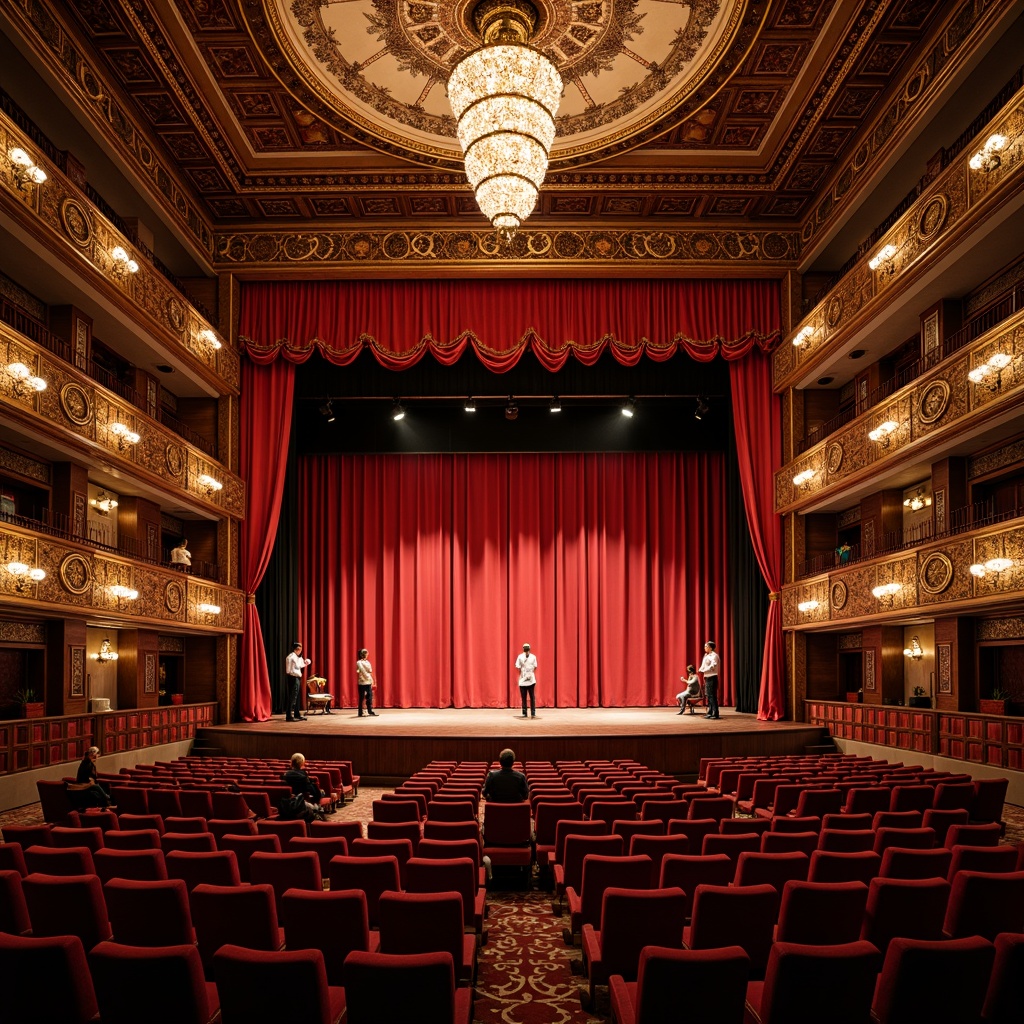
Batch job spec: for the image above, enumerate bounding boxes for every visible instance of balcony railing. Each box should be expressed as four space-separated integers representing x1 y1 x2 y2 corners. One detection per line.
798 281 1024 454
795 498 1015 578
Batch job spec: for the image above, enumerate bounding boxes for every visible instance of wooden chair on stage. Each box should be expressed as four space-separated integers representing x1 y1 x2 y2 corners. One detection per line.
305 678 333 715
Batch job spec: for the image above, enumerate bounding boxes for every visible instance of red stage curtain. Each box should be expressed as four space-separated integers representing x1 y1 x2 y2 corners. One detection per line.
239 356 295 721
729 351 785 720
239 278 780 368
298 452 729 709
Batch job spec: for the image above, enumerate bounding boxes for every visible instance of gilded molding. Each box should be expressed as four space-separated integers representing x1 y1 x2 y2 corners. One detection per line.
214 227 801 269
976 617 1024 641
970 435 1024 479
0 619 46 643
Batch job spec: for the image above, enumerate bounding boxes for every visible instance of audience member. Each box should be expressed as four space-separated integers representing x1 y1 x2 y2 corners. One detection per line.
281 752 325 821
483 747 529 802
68 745 111 808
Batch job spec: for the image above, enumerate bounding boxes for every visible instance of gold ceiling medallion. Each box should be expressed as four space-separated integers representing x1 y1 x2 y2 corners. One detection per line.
449 1 561 243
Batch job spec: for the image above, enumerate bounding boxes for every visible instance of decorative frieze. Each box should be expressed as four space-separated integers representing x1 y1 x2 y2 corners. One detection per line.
0 619 46 643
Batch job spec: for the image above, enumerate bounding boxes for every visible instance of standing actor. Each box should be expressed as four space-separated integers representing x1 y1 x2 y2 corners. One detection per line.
698 641 721 720
285 642 310 722
356 648 377 717
515 642 538 718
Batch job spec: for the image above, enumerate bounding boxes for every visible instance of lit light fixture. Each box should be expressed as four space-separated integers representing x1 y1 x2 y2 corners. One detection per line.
969 133 1007 172
391 400 406 422
902 636 923 660
868 244 897 271
621 397 636 419
447 0 562 243
871 582 902 600
792 325 814 347
110 422 140 449
197 328 222 350
91 638 119 663
549 396 561 413
319 400 335 423
694 396 709 421
6 361 47 395
903 489 932 512
797 600 819 613
109 584 138 600
868 420 898 445
968 352 1011 391
792 469 815 487
505 397 519 421
970 557 1013 578
198 603 221 615
8 147 47 188
90 491 118 516
110 246 139 276
6 562 46 591
197 474 223 495
465 397 477 413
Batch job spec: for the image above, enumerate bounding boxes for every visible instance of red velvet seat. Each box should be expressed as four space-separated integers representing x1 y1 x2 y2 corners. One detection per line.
427 800 476 822
1 824 53 848
970 777 1008 826
820 812 873 832
872 826 936 855
789 788 842 819
860 876 950 955
146 788 183 819
281 888 379 986
774 879 868 945
207 817 257 843
162 831 218 853
22 872 111 951
366 819 421 854
343 950 471 1024
982 931 1024 1024
841 787 891 816
0 868 31 935
250 850 324 913
213 943 345 1023
566 853 652 942
817 828 875 853
878 845 951 880
534 801 585 872
767 815 817 834
372 798 421 823
871 810 922 831
920 808 970 847
684 883 777 979
628 833 690 885
701 832 761 875
481 802 532 883
0 842 28 877
639 799 690 824
667 817 720 852
103 828 161 851
117 813 166 834
104 876 194 946
0 931 98 1023
93 847 168 883
311 819 363 843
659 853 734 919
24 844 95 876
553 833 623 915
350 836 415 886
36 779 78 825
945 822 1001 849
871 935 994 1024
406 855 487 938
942 869 1024 940
219 832 282 883
760 830 818 857
50 825 105 852
734 851 809 896
327 854 400 929
191 883 284 976
257 818 308 842
686 796 734 823
932 781 976 813
377 890 476 985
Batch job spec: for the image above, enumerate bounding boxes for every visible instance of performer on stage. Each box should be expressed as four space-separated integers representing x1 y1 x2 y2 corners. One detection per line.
356 648 377 717
698 641 720 720
676 664 701 715
284 642 310 722
515 642 538 718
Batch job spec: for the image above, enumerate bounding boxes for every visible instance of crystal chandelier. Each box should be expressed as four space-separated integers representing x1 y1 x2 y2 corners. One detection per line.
448 0 562 243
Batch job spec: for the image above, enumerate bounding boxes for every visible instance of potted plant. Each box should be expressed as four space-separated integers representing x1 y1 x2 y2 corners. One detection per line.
15 688 45 718
908 685 931 709
979 688 1009 716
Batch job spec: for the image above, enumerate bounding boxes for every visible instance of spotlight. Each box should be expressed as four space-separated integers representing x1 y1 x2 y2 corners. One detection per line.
694 396 709 421
549 397 562 413
505 398 518 421
465 397 476 413
391 400 405 421
621 398 636 419
319 400 335 423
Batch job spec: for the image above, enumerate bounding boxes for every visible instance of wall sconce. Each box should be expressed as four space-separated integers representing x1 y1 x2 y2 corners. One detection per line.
903 489 932 512
109 584 138 600
6 562 46 591
464 397 477 413
8 147 47 188
792 469 815 487
797 600 819 613
91 638 119 662
868 420 898 445
549 397 561 413
6 362 47 396
198 602 221 615
792 325 814 347
197 328 222 350
969 133 1006 172
91 491 118 516
903 636 923 660
970 557 1013 578
110 246 140 276
621 397 636 418
871 582 902 601
110 422 140 450
868 243 897 272
392 400 407 422
968 352 1011 391
197 474 223 495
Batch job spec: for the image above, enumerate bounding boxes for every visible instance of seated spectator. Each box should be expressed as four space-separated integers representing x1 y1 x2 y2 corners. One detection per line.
170 539 191 569
68 746 111 808
281 752 326 822
483 748 528 802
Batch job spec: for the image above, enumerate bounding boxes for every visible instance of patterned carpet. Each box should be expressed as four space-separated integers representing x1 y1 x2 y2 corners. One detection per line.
2 786 1021 1024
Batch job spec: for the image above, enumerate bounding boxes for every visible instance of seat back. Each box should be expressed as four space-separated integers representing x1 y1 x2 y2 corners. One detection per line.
944 822 1001 849
350 837 415 886
932 781 976 812
22 872 111 951
25 844 96 876
889 784 935 814
426 800 476 822
377 890 465 968
327 854 400 929
372 799 421 824
405 856 477 926
577 854 652 931
734 851 809 894
920 808 969 846
943 868 1024 940
629 834 691 885
344 950 460 1024
162 831 218 854
761 831 818 856
36 780 76 824
597 886 688 981
878 846 951 880
51 826 105 852
969 777 1008 825
104 828 162 851
191 883 282 974
561 834 624 895
93 847 168 884
165 849 242 898
658 853 734 917
818 829 875 853
219 833 282 882
775 879 868 945
249 850 323 912
104 877 193 946
0 869 31 935
281 888 371 987
873 826 936 855
553 819 608 866
257 818 308 842
0 931 98 1024
861 876 950 954
482 802 531 845
639 799 690 824
687 883 777 978
686 796 733 822
842 787 891 816
982 931 1024 1024
213 943 335 1022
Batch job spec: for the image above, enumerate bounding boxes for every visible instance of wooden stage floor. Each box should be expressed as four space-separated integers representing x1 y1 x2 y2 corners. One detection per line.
199 707 824 781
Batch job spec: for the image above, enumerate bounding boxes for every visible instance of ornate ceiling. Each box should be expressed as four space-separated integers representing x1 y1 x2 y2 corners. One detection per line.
9 0 993 259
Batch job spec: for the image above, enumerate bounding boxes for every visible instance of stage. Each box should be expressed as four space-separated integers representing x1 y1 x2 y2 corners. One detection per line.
197 707 824 781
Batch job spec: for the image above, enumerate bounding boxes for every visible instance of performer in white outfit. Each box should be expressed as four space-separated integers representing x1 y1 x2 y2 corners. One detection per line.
515 642 538 718
284 642 310 722
698 641 721 719
356 648 377 717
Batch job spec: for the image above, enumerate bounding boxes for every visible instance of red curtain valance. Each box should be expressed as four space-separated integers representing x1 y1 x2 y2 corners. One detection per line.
239 278 781 370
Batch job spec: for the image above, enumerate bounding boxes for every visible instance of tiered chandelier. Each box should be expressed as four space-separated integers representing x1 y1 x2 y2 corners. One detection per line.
448 0 562 243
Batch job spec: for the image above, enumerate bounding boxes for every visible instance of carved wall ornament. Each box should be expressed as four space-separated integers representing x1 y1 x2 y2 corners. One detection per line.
159 635 185 652
825 295 843 328
837 506 861 528
59 198 93 247
919 551 954 594
934 488 946 532
922 309 940 357
830 579 848 611
826 442 844 475
916 193 949 240
145 653 157 694
59 553 93 595
165 297 186 335
59 382 93 426
164 579 184 615
0 448 50 484
937 642 952 694
838 632 863 650
970 436 1024 479
976 617 1024 640
165 444 185 479
0 619 47 643
70 646 85 697
917 379 951 423
864 648 876 691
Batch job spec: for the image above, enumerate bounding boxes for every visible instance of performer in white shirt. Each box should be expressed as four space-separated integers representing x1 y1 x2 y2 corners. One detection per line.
515 643 538 718
356 648 377 717
284 642 311 722
170 539 191 568
698 641 721 720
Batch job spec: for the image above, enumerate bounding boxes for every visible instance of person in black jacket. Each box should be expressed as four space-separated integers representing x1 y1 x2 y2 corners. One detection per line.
68 746 111 808
483 748 529 802
281 752 324 820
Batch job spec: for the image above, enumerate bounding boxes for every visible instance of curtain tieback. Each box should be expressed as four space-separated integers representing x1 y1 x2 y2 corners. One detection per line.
245 594 256 604
768 592 780 601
